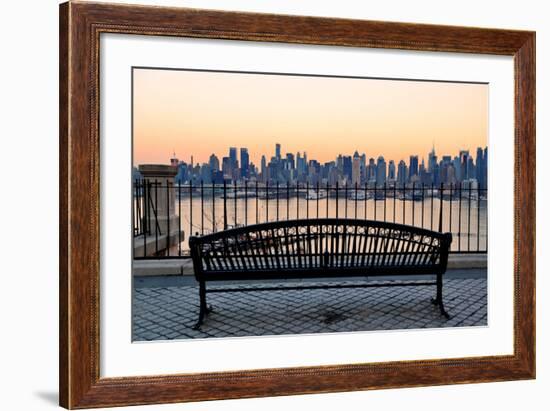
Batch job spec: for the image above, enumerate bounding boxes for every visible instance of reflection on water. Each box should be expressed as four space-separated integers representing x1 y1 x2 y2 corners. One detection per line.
169 197 487 253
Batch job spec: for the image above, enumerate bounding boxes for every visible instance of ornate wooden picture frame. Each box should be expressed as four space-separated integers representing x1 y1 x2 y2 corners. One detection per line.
59 1 535 408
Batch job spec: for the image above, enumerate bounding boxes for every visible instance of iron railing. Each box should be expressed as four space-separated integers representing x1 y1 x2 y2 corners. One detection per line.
133 180 487 259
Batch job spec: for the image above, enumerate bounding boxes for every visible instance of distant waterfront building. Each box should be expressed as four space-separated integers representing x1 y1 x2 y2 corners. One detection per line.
240 148 249 178
388 160 396 181
397 160 408 186
343 156 352 182
376 156 386 186
200 163 212 184
286 153 295 170
428 146 438 174
368 158 376 182
260 155 267 182
453 156 462 182
409 155 419 179
222 156 232 179
209 154 220 173
275 143 281 160
459 150 469 182
352 156 361 186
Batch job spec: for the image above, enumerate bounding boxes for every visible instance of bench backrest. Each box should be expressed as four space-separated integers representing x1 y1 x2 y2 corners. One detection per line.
189 219 452 280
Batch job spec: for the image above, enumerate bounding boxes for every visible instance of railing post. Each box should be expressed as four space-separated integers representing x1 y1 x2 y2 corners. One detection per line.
439 182 444 233
223 181 227 230
137 164 180 257
335 181 339 219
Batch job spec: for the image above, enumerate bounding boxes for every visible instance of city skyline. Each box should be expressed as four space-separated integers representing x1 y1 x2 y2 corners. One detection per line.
133 68 487 166
136 143 488 190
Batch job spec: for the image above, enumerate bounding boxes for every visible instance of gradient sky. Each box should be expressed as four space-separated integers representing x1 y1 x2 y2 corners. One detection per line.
133 68 487 166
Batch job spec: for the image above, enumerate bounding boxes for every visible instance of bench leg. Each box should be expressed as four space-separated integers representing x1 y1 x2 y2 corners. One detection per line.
431 273 451 320
193 281 213 330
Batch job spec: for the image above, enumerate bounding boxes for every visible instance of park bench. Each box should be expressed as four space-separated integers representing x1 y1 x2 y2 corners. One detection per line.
189 218 452 329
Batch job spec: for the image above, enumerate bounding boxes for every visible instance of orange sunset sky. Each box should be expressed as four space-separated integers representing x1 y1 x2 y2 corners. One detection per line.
133 68 487 166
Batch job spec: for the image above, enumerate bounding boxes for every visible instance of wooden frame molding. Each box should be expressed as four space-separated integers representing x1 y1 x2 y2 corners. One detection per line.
59 1 535 408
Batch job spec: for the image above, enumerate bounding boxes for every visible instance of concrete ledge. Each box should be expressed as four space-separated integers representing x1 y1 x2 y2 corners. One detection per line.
133 253 487 277
133 259 187 276
448 254 486 269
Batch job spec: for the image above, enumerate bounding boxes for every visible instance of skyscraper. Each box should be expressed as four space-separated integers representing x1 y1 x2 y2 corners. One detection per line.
260 155 267 182
352 156 361 186
428 146 438 174
388 160 396 181
240 148 249 178
409 155 419 179
459 150 469 182
368 158 376 182
343 156 352 181
208 154 220 172
275 143 281 160
376 156 386 186
229 147 238 174
286 153 295 170
222 156 232 179
397 160 408 186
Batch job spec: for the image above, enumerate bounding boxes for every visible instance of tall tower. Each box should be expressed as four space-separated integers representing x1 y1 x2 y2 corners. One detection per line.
409 155 419 178
240 148 249 178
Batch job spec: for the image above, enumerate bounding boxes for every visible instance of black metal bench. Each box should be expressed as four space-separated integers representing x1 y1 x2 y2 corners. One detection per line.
189 218 452 329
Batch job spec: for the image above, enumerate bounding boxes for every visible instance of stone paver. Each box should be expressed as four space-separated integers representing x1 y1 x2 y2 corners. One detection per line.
133 276 487 341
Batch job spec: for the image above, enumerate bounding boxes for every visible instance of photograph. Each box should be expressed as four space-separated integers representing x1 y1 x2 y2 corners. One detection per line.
131 67 489 340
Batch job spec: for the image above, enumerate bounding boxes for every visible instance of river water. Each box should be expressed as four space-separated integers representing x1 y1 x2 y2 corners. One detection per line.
166 196 487 254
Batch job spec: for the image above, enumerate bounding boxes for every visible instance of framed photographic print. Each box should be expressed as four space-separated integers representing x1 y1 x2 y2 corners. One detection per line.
59 1 535 408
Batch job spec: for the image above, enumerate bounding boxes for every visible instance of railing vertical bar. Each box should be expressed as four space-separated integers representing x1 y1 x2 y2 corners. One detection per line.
468 184 472 251
439 183 444 233
374 186 377 221
266 181 269 223
402 183 406 225
430 183 434 231
133 180 137 235
317 181 320 218
154 179 159 254
200 181 204 235
296 182 299 220
223 180 227 230
178 181 181 256
354 182 358 219
477 185 481 251
449 184 453 235
344 182 348 219
326 181 330 218
143 180 147 257
166 180 171 256
411 182 415 227
245 180 248 227
383 183 387 222
212 183 215 233
364 182 368 220
458 185 462 252
234 180 237 227
306 181 309 219
188 181 193 239
335 182 339 220
287 183 290 221
421 184 424 229
277 182 280 222
393 184 397 223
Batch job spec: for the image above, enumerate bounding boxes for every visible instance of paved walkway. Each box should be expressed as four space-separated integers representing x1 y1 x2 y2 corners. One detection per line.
133 271 487 341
